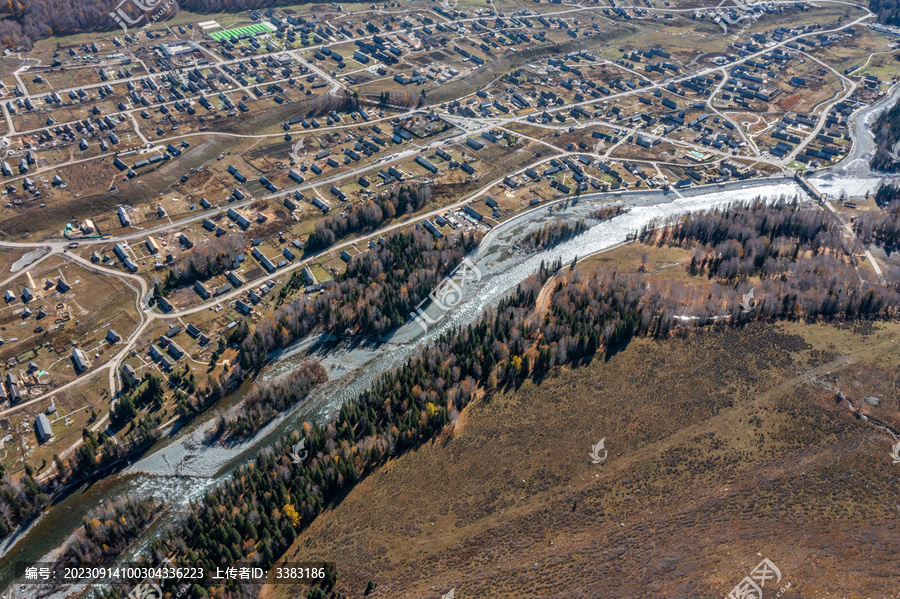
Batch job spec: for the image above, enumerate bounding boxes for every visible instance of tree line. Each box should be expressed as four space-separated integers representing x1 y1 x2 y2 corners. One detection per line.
153 234 245 298
871 0 900 26
0 466 48 538
870 95 900 172
875 182 900 206
0 0 374 48
305 186 432 253
640 196 843 281
0 0 150 48
215 361 327 440
855 191 900 254
516 218 588 251
236 228 481 373
58 496 159 569
514 205 627 252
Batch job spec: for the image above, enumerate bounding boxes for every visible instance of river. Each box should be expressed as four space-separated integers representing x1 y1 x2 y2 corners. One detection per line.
811 81 900 197
0 170 874 597
0 174 812 598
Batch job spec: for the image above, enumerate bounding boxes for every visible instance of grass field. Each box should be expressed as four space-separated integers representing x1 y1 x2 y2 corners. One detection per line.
209 23 275 42
267 316 900 598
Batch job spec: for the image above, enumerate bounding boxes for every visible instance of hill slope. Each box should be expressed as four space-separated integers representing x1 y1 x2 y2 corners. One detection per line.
268 321 900 599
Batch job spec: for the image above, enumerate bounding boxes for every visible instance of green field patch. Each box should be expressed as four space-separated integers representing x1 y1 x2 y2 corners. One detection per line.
209 23 274 41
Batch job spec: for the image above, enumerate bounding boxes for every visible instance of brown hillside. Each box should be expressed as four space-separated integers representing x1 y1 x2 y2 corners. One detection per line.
266 321 900 599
